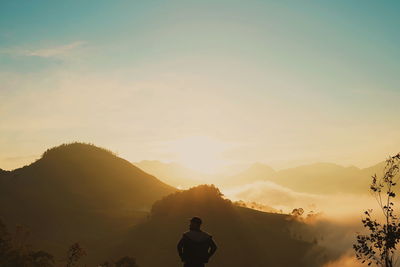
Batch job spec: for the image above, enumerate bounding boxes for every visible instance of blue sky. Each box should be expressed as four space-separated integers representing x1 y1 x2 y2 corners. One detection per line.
1 1 399 171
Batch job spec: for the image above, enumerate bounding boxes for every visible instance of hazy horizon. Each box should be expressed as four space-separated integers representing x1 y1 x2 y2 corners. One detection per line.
1 1 400 173
0 142 386 173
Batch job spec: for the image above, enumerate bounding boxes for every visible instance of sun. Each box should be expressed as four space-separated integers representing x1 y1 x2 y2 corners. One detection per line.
167 136 231 174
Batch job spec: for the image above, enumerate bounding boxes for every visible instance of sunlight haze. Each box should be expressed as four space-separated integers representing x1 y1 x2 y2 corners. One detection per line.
1 1 399 172
1 2 400 266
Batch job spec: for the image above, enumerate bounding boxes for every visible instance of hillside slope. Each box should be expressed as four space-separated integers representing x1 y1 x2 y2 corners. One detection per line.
0 143 176 264
117 185 326 267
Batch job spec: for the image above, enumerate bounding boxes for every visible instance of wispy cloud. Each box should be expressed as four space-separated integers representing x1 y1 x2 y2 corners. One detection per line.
1 41 86 59
25 41 86 58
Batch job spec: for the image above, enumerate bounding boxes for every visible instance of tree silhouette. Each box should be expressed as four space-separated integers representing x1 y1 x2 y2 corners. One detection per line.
29 250 54 267
0 220 11 258
115 256 138 267
0 220 54 267
354 153 400 267
291 208 304 218
66 243 86 267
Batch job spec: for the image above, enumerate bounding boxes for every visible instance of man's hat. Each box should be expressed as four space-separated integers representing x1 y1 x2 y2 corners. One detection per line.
190 216 202 224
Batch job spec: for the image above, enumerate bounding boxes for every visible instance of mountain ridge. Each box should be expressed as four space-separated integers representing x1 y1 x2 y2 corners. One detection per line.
133 160 385 194
0 142 177 265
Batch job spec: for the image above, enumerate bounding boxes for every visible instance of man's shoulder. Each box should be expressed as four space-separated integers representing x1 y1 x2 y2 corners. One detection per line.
183 230 212 236
183 230 213 241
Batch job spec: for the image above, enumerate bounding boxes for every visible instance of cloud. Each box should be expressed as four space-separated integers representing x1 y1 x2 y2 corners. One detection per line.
322 252 364 267
223 180 318 211
25 41 86 58
222 180 375 217
222 180 384 266
0 41 86 59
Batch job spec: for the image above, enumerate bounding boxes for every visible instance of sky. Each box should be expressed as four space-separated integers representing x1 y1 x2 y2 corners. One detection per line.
1 0 400 172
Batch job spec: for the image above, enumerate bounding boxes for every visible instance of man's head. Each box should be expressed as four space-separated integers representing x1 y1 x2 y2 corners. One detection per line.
189 216 202 231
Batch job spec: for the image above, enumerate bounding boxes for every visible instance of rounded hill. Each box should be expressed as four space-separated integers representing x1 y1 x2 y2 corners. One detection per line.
119 185 325 267
0 142 177 265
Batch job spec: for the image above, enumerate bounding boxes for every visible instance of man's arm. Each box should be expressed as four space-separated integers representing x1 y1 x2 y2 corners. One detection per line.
177 236 185 261
208 237 217 258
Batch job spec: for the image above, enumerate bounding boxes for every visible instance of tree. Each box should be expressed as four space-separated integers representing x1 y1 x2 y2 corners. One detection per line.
98 261 112 267
291 208 304 218
30 250 54 267
0 220 54 267
66 243 86 267
115 256 138 267
354 153 400 267
0 219 11 258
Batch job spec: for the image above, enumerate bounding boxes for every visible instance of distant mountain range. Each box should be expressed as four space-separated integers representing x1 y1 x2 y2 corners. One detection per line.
135 160 385 194
217 162 276 187
266 162 385 194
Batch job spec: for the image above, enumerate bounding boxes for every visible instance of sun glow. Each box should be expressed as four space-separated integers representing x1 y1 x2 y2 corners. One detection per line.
166 136 231 174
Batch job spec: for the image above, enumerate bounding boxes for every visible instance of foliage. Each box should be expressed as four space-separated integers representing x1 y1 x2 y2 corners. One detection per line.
234 200 278 213
0 220 11 258
98 261 112 267
354 153 400 267
291 208 305 217
115 256 139 267
0 221 140 267
151 184 230 217
41 142 117 159
0 220 54 267
29 251 55 267
66 243 86 267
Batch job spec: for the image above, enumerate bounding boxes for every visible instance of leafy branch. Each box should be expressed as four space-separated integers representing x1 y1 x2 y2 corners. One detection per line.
354 153 400 267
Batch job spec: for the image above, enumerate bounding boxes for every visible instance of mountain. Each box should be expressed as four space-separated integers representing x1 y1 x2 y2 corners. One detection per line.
270 162 386 194
134 160 209 188
217 162 276 187
117 185 327 267
135 159 383 195
360 161 386 179
0 143 177 265
220 162 385 195
269 163 362 194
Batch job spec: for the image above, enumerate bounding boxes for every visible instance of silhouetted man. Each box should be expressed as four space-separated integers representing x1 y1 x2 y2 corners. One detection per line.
177 217 217 267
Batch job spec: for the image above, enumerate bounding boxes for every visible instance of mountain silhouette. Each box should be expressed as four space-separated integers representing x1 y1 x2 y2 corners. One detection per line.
136 160 383 194
0 142 176 265
216 162 384 194
217 162 276 187
269 162 383 194
117 185 325 267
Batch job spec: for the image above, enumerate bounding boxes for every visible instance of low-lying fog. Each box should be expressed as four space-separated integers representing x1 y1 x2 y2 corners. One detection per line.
222 180 391 267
